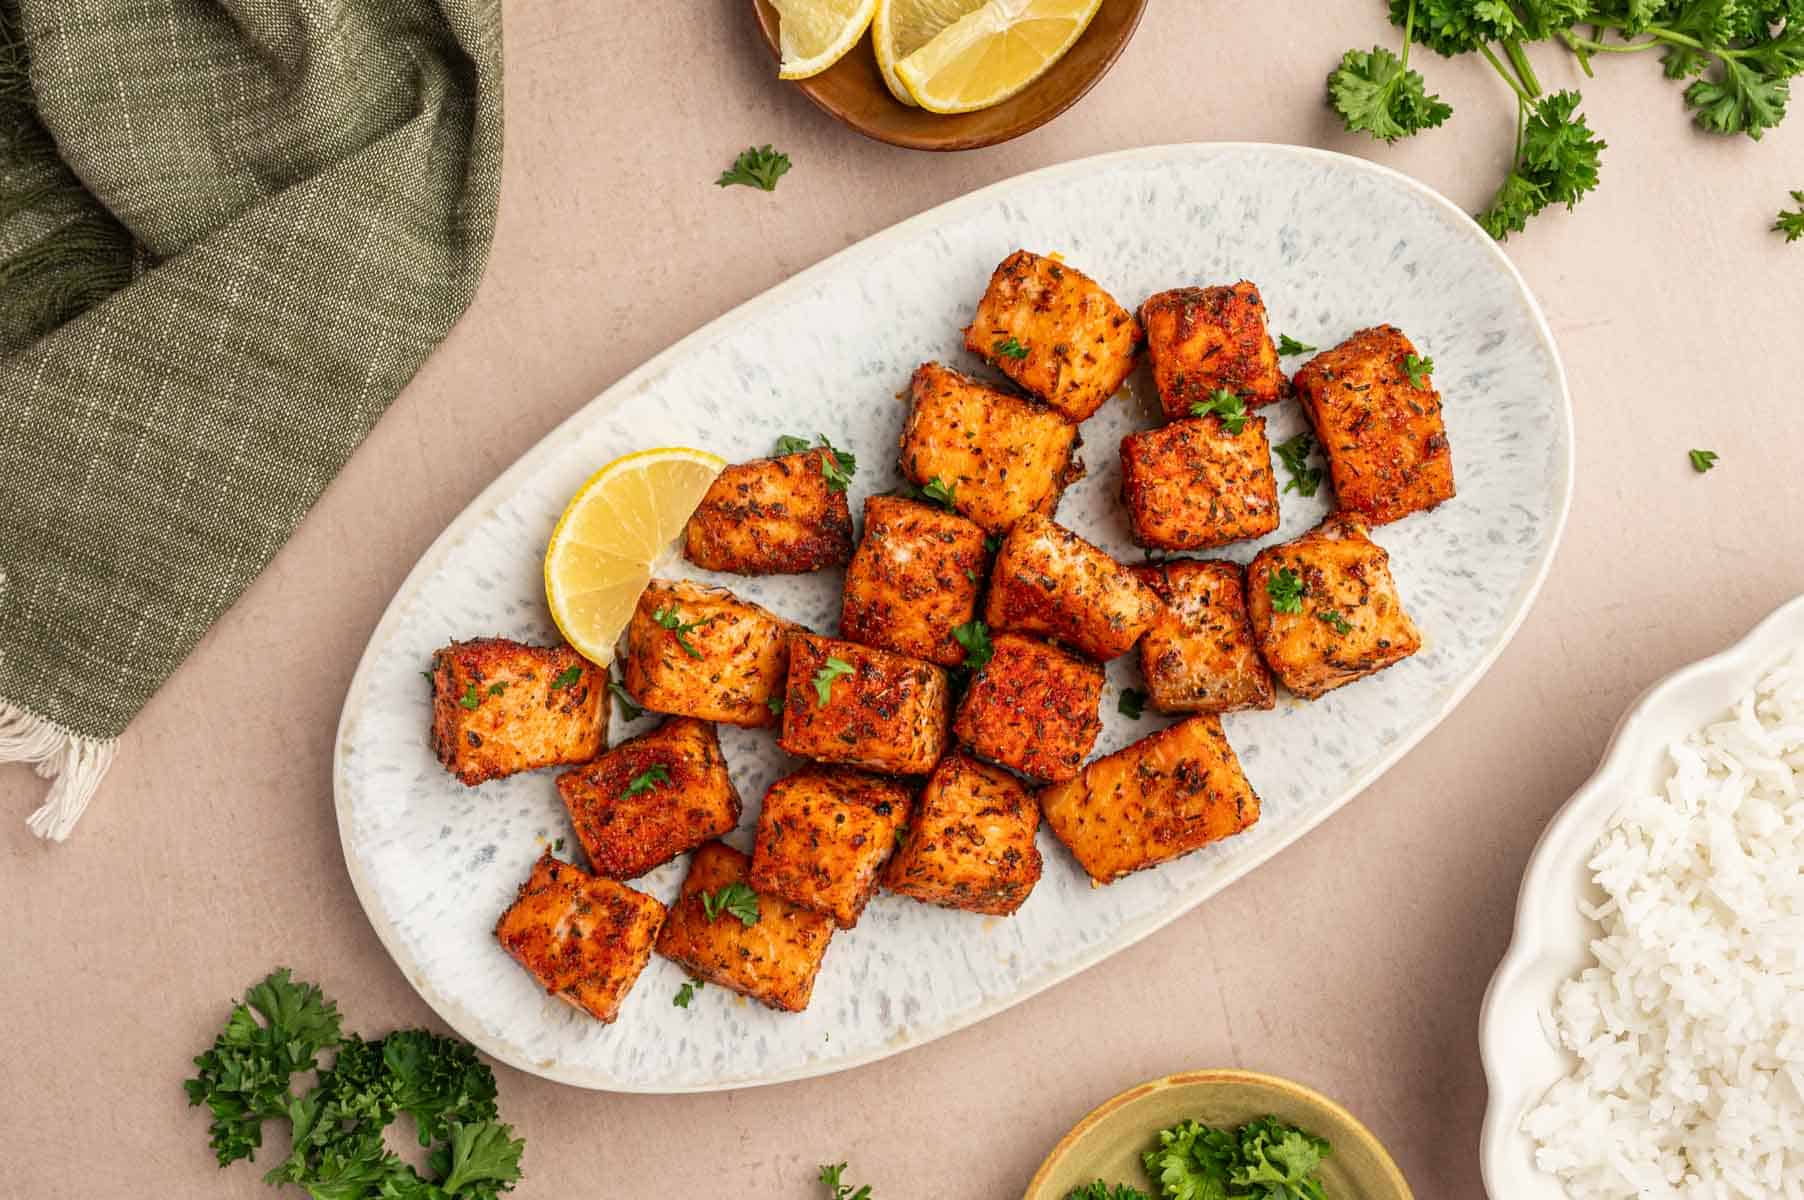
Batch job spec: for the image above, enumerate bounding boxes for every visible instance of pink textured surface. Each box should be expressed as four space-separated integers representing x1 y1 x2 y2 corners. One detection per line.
4 3 1803 1196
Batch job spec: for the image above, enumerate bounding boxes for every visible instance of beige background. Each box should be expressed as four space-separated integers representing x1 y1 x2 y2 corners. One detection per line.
5 2 1803 1196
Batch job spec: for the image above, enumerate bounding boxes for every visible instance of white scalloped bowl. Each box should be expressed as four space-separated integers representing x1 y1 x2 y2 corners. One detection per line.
1478 592 1804 1199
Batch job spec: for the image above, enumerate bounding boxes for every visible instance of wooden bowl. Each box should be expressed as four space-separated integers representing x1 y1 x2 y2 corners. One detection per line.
750 0 1148 151
1023 1069 1414 1200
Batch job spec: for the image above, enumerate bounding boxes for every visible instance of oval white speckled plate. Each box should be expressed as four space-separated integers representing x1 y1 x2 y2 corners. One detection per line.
335 143 1574 1093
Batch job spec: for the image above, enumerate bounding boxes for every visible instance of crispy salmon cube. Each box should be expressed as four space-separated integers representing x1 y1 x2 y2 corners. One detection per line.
883 752 1042 916
899 362 1081 534
1291 324 1455 525
683 449 854 575
555 717 740 880
494 851 665 1023
622 580 795 728
1118 413 1281 551
430 638 606 786
655 841 835 1013
748 767 913 929
962 250 1142 422
1245 513 1422 699
984 514 1164 661
1132 560 1275 714
779 633 950 774
1139 282 1286 420
1039 715 1260 884
840 494 987 667
953 632 1103 782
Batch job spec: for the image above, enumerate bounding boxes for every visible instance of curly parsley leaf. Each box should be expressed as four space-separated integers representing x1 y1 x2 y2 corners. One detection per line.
1067 1184 1153 1200
716 144 790 192
775 434 814 455
1686 57 1790 138
1267 566 1306 614
1190 388 1250 434
1689 448 1720 472
1477 90 1605 240
1275 333 1317 356
776 434 857 491
701 881 761 926
1274 432 1324 498
952 620 994 672
813 656 856 707
1777 190 1804 241
1329 45 1453 142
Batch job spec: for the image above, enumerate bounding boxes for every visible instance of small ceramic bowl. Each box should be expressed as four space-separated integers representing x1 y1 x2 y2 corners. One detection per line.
750 0 1149 151
1024 1069 1414 1200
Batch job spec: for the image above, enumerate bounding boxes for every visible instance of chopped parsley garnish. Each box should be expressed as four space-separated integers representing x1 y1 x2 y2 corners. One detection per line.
993 335 1030 360
486 682 507 697
813 656 855 707
1402 353 1434 389
621 765 669 799
774 434 857 492
951 620 993 671
919 476 958 510
1689 448 1720 473
1190 388 1249 434
673 980 702 1009
651 605 714 658
1267 566 1306 614
700 881 760 926
1274 431 1324 497
1276 333 1318 356
964 568 978 583
767 696 786 716
459 683 480 710
983 534 1002 555
608 674 644 720
1117 688 1147 719
1318 609 1354 635
552 836 565 853
550 664 584 690
894 825 909 850
1139 1114 1330 1200
819 1162 872 1200
1067 1184 1151 1200
716 144 790 192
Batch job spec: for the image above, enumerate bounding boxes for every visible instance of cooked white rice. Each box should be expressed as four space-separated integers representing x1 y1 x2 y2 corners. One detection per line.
1523 651 1804 1199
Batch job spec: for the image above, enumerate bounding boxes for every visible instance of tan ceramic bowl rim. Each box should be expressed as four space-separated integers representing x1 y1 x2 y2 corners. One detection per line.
1023 1069 1413 1200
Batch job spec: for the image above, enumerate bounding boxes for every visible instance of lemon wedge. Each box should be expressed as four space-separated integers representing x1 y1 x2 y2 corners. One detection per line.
771 0 879 80
896 0 1102 114
873 0 988 106
544 447 725 666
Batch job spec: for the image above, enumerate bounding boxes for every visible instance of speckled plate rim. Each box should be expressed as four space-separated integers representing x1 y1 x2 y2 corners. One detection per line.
1022 1069 1414 1199
334 143 1576 1092
1477 592 1804 1199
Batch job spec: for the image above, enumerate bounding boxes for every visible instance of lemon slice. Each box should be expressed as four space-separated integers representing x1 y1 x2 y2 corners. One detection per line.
896 0 1102 114
544 447 725 666
873 0 987 106
771 0 879 80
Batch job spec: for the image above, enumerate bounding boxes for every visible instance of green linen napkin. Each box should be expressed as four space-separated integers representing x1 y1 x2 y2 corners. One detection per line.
0 0 503 838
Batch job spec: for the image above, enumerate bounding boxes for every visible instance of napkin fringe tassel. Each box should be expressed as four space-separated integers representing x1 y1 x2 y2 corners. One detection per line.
0 701 117 841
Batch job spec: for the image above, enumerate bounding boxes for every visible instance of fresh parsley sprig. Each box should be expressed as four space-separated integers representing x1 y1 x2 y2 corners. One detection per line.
1327 0 1804 239
1402 352 1435 388
776 434 857 492
952 620 993 671
717 144 790 192
1276 333 1318 356
820 1162 873 1200
1267 566 1306 614
1274 432 1325 497
700 882 760 927
651 605 714 658
621 765 669 799
907 476 959 510
1190 388 1250 434
1067 1184 1151 1200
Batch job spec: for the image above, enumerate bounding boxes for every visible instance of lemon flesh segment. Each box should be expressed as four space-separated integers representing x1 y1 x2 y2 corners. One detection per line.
543 448 724 666
873 0 989 106
772 0 879 80
896 0 1102 114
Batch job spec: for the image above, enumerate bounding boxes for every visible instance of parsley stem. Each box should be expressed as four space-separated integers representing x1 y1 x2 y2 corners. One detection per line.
1400 0 1415 71
1502 39 1542 98
1561 32 1662 56
1478 42 1535 106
